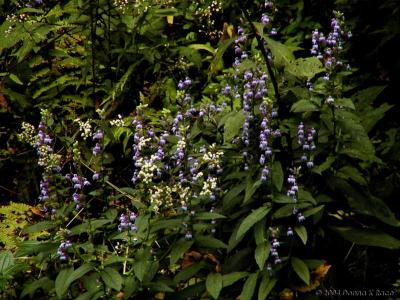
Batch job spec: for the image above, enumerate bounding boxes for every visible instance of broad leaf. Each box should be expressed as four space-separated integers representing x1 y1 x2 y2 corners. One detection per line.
255 243 270 270
291 257 310 285
239 272 258 300
291 99 319 113
271 161 283 192
258 272 277 300
0 251 13 273
330 226 400 249
236 206 271 239
170 239 193 265
294 225 307 245
222 272 248 287
100 267 123 291
206 273 223 299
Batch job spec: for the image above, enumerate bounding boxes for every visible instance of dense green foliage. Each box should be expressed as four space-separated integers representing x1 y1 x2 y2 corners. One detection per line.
0 0 399 299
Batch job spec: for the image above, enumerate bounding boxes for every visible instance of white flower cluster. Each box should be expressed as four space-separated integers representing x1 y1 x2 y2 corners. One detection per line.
74 118 92 139
109 114 125 127
200 176 218 197
177 184 191 209
37 145 62 172
114 0 129 11
138 136 151 151
137 155 158 184
150 185 174 214
177 137 186 150
202 143 224 169
18 122 37 147
150 183 191 214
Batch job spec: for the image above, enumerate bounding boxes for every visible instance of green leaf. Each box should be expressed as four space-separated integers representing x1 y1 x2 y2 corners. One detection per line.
223 111 246 143
9 73 23 85
291 257 310 285
291 100 319 113
337 166 367 185
194 212 226 220
189 43 215 54
222 272 248 288
244 179 261 204
22 221 55 234
336 98 356 110
258 273 277 300
298 189 317 205
302 205 325 218
150 219 183 233
124 276 138 298
0 251 13 273
195 236 227 249
146 281 174 292
272 195 294 204
237 206 271 239
170 239 193 265
55 264 93 298
256 27 296 67
21 277 53 298
271 161 284 191
255 243 270 270
254 219 267 245
286 57 324 79
134 260 150 282
330 226 400 249
55 268 74 298
210 37 235 77
206 273 223 299
223 182 246 210
70 219 111 235
100 267 123 291
174 262 206 283
294 226 307 245
329 177 399 226
362 103 393 133
239 272 258 300
312 156 335 175
228 223 245 253
272 202 311 219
